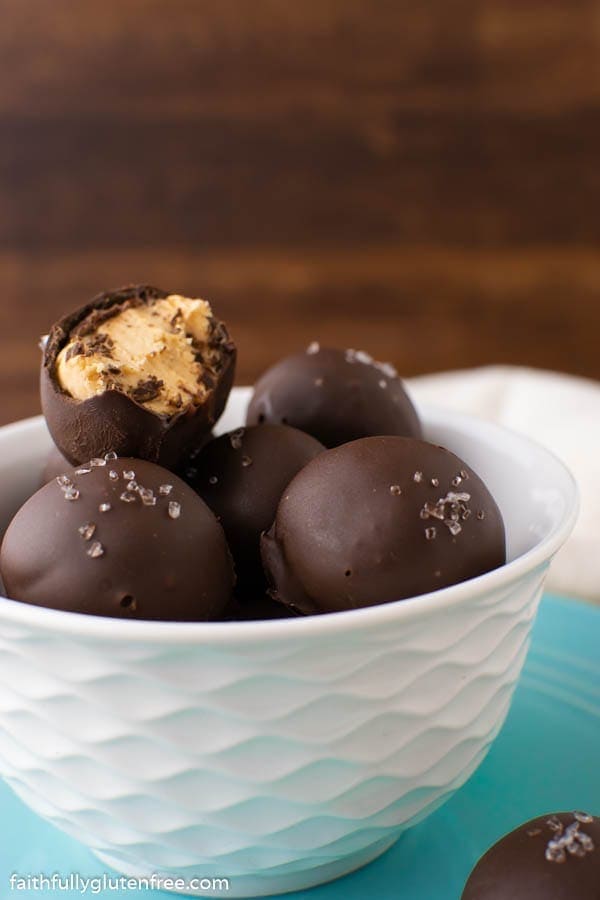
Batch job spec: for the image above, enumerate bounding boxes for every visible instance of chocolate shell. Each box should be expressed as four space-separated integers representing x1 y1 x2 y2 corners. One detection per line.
40 284 236 469
0 457 234 620
188 424 324 598
247 345 421 447
262 435 506 614
461 811 600 899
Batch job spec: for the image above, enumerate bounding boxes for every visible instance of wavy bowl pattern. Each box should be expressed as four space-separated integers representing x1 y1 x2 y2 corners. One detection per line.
0 394 578 896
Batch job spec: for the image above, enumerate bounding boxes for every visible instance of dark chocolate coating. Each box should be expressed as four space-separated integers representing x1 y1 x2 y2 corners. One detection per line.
461 812 600 900
246 346 421 448
41 445 72 486
0 458 234 620
222 594 301 621
189 425 324 596
40 284 236 469
261 435 505 614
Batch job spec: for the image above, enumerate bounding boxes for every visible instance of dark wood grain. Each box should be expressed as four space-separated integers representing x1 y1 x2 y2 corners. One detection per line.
1 0 599 426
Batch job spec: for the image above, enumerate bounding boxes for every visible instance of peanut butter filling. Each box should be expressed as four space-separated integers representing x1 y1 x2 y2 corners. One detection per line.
56 295 221 415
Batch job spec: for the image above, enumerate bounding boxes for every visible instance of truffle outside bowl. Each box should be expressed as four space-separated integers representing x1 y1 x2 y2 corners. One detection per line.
0 388 578 897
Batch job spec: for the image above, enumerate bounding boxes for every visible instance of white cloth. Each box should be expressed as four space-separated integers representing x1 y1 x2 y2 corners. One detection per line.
407 366 600 602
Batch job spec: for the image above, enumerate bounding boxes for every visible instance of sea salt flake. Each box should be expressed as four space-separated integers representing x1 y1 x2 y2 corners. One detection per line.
241 455 253 467
574 812 594 824
421 491 471 535
425 527 437 540
127 481 138 492
159 484 173 496
120 492 137 503
546 842 566 863
56 475 73 488
379 380 387 389
447 491 471 502
168 501 181 520
390 484 402 496
99 503 112 513
578 833 595 852
545 817 595 864
431 477 439 487
90 458 106 468
230 429 244 450
376 360 398 378
87 541 104 559
123 470 136 481
306 341 320 355
104 451 118 461
109 470 119 481
413 471 423 483
477 510 486 520
547 816 563 834
78 523 96 541
75 467 92 475
63 488 80 501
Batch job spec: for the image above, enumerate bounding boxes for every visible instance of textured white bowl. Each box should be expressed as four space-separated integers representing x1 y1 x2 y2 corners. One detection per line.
0 388 578 897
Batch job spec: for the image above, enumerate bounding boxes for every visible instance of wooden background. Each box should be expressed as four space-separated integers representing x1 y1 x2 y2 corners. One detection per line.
1 0 600 426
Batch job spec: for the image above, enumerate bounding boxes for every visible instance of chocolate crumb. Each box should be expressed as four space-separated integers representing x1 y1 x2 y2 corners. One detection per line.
131 376 165 404
84 333 114 359
65 341 85 362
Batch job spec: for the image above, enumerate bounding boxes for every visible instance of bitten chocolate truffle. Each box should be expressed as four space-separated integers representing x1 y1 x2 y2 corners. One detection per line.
41 284 236 468
246 345 421 448
262 436 505 614
189 425 324 597
461 811 600 900
0 457 234 620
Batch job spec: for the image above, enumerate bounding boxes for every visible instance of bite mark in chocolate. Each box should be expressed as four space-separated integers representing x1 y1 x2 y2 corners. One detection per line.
40 284 236 467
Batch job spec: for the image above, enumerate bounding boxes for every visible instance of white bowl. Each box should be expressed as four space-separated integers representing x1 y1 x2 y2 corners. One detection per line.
0 388 578 897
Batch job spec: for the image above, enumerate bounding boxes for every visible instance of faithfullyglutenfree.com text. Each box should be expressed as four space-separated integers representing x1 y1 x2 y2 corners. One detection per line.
9 872 231 894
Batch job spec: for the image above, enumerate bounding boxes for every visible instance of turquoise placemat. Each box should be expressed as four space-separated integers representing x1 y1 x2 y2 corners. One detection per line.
1 594 599 898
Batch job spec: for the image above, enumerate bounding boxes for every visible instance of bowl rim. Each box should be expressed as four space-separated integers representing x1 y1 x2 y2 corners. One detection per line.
0 405 580 644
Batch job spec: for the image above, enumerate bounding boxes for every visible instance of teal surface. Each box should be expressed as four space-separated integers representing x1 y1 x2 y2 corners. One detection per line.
1 594 599 899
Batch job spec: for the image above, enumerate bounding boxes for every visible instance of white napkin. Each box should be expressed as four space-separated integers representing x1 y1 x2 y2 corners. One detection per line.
407 366 600 602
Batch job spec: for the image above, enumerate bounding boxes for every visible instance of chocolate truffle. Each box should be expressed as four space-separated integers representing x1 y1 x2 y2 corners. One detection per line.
461 811 600 900
41 284 236 468
188 425 324 596
0 456 234 620
262 435 505 614
246 345 421 448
